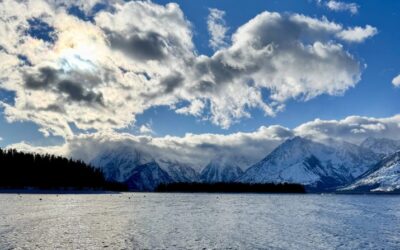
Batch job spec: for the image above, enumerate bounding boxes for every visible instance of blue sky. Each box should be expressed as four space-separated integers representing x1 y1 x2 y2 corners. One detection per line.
0 0 399 149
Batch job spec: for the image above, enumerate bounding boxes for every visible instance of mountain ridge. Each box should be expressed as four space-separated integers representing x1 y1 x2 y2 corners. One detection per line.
89 136 400 192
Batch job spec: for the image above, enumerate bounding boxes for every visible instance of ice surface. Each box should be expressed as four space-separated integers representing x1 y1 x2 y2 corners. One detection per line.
1 193 400 249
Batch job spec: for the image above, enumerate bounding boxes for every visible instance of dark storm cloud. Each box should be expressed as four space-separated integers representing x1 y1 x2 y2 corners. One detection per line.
194 80 215 93
107 30 167 61
23 66 104 106
58 80 104 105
24 67 58 89
160 72 184 94
43 104 65 113
191 53 262 95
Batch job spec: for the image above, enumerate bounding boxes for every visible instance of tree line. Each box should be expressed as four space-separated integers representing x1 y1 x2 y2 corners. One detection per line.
155 182 306 193
0 148 127 191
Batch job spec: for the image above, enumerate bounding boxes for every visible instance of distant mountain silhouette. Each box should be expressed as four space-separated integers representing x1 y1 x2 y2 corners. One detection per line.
0 148 127 191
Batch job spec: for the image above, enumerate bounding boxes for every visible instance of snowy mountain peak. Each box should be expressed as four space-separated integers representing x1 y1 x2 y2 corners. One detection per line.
360 137 400 156
124 161 173 191
90 146 152 182
200 160 243 183
280 136 313 148
157 160 200 183
239 136 380 190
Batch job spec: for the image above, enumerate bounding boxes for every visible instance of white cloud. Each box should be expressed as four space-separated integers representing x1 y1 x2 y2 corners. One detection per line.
325 0 359 14
139 123 154 135
337 25 378 43
0 1 377 136
207 8 228 50
392 74 400 87
175 99 205 116
294 115 400 144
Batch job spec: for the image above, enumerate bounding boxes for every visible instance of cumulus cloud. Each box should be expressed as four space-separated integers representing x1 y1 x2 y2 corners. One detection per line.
207 8 229 50
175 99 205 116
392 74 400 87
179 11 375 127
0 0 377 137
325 1 359 15
294 115 400 144
337 25 378 43
139 123 154 135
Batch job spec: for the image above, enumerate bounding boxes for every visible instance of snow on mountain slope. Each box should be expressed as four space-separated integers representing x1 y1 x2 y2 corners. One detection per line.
360 137 400 156
157 160 200 183
200 160 244 183
327 139 381 178
90 147 152 182
91 147 200 188
341 152 400 193
238 137 380 190
124 162 173 191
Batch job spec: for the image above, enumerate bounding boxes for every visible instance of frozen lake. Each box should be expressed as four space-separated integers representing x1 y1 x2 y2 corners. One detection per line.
1 193 400 249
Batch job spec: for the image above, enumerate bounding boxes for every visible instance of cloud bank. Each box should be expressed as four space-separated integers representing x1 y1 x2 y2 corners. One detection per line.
10 114 400 171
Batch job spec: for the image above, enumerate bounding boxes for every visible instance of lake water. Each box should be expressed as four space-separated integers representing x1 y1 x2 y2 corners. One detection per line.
0 193 399 249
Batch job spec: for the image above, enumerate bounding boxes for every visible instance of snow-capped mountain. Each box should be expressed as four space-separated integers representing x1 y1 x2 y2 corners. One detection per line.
157 160 200 183
341 152 400 193
124 162 173 191
360 137 400 156
90 147 151 182
90 147 200 190
238 137 380 190
200 160 244 183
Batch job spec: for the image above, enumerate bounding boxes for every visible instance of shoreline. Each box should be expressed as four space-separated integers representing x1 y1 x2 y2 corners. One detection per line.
1 189 399 195
0 188 123 194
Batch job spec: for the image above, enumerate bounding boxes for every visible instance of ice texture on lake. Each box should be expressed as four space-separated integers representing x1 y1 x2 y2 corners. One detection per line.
0 193 400 249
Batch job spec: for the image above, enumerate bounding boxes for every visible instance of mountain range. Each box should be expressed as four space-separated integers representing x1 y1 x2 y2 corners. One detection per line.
90 136 400 192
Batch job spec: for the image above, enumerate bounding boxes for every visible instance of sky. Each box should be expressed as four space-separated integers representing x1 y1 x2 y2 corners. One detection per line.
0 0 400 168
